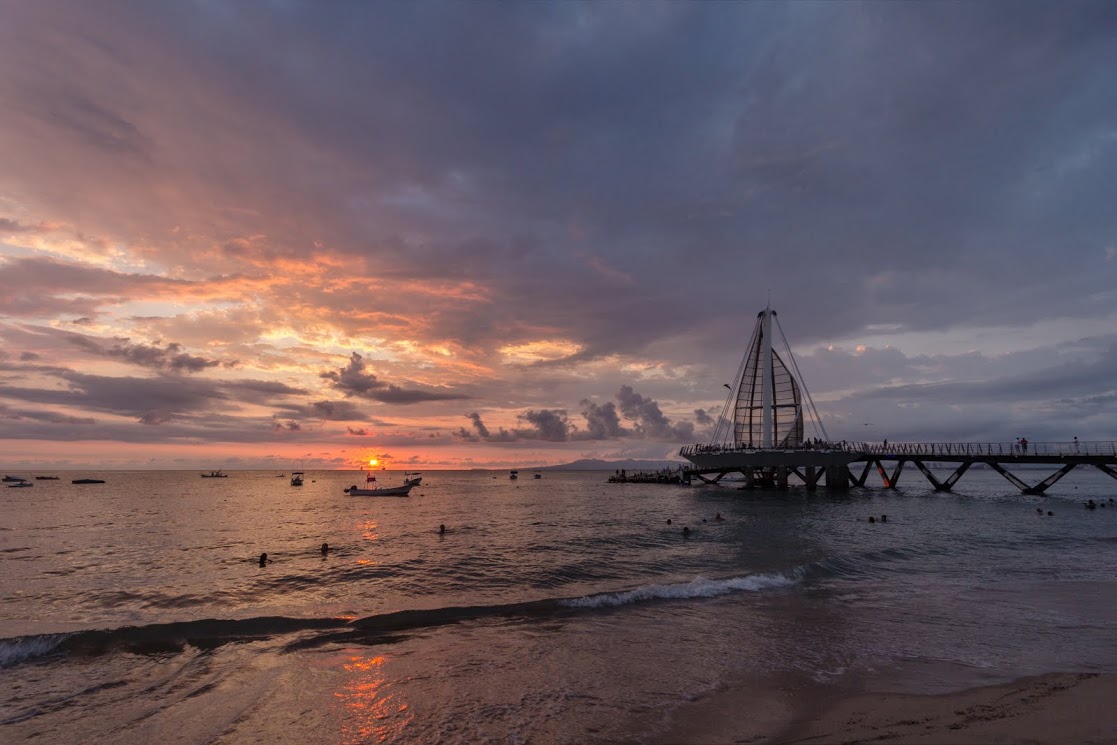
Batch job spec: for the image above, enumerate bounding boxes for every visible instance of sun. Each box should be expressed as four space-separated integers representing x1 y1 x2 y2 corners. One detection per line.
369 458 378 467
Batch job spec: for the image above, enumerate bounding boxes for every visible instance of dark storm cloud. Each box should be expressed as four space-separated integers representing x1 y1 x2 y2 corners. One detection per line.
580 399 628 439
467 412 490 438
2 1 1117 460
321 352 469 404
67 336 221 373
616 385 694 440
0 359 306 428
457 387 697 444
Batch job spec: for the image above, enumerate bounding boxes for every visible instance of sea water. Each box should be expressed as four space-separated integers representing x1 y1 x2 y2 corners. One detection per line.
1 468 1116 743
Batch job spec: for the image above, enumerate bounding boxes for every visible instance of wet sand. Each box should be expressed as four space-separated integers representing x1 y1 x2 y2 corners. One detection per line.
653 672 1115 744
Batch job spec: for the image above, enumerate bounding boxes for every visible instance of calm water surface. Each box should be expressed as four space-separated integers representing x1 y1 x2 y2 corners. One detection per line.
2 468 1116 743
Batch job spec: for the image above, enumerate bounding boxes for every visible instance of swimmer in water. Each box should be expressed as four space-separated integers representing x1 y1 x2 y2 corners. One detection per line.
714 512 724 522
321 542 329 556
439 524 445 535
259 552 269 567
682 526 691 537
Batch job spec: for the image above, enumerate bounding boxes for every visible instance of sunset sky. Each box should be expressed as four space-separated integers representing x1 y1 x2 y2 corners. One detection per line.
2 2 1116 470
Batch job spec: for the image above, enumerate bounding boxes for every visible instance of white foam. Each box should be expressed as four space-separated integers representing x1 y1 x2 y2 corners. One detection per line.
560 573 795 609
0 634 68 667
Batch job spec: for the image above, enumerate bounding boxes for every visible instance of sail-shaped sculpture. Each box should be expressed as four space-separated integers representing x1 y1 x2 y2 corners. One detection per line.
729 309 804 448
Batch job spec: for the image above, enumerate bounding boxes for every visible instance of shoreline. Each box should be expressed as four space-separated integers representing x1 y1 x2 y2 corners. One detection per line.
650 671 1115 744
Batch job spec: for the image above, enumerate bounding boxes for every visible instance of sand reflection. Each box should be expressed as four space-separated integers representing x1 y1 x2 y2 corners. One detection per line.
335 654 413 743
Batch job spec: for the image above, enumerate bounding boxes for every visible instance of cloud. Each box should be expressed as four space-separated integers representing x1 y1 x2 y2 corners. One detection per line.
580 399 628 438
321 352 469 404
616 385 694 440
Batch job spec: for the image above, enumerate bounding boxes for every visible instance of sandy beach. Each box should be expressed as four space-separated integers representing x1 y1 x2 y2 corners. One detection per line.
653 672 1115 744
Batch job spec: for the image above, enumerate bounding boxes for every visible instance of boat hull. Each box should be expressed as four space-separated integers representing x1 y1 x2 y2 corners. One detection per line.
346 484 413 497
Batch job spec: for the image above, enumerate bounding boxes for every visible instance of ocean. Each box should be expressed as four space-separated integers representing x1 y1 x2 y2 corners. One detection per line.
2 468 1116 743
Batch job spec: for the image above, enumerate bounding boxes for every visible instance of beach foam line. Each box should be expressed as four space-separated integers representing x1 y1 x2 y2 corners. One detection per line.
560 573 795 609
1 573 800 666
0 633 70 668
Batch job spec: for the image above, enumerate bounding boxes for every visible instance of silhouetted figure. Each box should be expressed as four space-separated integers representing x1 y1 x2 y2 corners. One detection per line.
1047 511 1054 516
321 542 329 556
259 553 269 567
880 514 887 522
439 524 446 535
714 512 724 522
702 518 708 523
666 519 672 525
682 526 691 537
868 516 876 523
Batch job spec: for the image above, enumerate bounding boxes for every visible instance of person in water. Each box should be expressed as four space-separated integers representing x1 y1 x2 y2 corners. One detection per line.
714 512 724 521
682 526 691 537
321 542 329 556
439 524 446 535
259 552 269 567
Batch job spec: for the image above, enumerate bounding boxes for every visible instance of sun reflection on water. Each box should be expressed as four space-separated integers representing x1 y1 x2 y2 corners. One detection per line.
335 654 413 744
360 520 380 542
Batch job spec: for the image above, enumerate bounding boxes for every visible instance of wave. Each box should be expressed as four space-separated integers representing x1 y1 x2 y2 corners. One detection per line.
0 571 797 667
559 573 794 609
0 633 70 667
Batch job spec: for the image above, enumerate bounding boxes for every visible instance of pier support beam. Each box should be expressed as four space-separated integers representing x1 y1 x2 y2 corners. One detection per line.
912 460 971 492
851 462 873 487
874 459 906 488
990 463 1077 495
825 464 851 490
1095 463 1117 482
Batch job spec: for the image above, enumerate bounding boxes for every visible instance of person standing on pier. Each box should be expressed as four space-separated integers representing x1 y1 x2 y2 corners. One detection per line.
1021 437 1029 453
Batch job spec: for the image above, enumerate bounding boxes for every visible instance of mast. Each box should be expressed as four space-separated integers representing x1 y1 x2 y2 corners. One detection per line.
761 307 774 448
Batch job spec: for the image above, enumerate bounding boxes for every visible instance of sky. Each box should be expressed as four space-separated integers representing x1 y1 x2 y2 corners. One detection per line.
1 1 1116 470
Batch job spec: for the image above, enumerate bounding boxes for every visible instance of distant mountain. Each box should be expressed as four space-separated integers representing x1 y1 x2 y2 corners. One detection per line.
536 458 683 471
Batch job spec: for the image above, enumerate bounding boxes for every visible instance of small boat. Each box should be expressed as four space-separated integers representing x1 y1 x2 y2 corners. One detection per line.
345 474 413 497
404 472 423 486
290 471 304 486
72 479 105 484
509 470 518 480
201 470 228 478
534 472 542 479
2 475 27 482
8 482 32 488
35 476 60 480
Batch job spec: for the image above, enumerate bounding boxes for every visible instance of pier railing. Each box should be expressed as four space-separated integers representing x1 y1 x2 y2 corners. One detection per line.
680 440 1117 458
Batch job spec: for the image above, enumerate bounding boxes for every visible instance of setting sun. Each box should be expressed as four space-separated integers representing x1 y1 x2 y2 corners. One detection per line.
369 458 378 467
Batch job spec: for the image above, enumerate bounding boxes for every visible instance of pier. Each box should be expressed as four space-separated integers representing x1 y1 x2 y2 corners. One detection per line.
680 440 1117 495
680 307 1117 494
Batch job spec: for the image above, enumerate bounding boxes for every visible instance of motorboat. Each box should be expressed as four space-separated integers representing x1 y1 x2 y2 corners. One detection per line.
534 472 542 479
290 471 304 486
72 478 105 484
201 470 228 478
509 470 518 480
404 472 422 486
8 482 32 488
345 474 413 497
35 476 60 480
2 475 27 482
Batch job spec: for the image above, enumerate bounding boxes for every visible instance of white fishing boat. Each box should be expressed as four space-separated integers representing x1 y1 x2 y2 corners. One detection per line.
404 472 422 486
345 473 413 497
509 469 518 480
290 471 304 486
